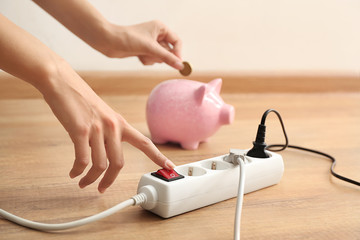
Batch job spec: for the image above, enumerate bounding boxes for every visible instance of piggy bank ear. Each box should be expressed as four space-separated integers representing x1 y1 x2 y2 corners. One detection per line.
208 78 222 94
195 85 207 104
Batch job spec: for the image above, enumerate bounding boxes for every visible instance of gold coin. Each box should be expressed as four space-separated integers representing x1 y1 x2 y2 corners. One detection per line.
179 61 192 76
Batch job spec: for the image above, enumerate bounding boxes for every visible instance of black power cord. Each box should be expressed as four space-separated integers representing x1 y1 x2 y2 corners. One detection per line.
247 109 360 187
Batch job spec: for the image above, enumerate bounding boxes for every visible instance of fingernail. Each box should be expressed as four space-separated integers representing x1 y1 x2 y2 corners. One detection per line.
98 188 106 194
174 61 184 70
165 159 176 169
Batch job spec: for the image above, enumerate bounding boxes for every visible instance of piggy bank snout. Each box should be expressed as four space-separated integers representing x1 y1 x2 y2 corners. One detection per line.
220 104 235 125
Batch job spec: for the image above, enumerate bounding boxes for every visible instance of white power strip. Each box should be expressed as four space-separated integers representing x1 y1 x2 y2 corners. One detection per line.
137 149 284 218
0 149 283 232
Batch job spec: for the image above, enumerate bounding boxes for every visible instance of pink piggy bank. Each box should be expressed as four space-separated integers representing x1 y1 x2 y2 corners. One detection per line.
146 78 235 150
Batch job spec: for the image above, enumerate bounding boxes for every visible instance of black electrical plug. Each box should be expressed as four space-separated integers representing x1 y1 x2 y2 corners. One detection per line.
246 109 360 187
247 109 288 158
246 123 270 158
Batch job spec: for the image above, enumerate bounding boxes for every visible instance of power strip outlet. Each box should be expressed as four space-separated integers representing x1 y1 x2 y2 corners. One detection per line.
137 149 284 218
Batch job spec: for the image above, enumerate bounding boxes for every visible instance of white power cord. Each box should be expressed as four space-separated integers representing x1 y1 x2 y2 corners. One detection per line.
0 188 154 231
233 155 246 240
223 151 246 240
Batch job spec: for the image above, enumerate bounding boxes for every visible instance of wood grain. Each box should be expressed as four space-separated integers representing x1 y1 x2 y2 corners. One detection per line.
0 73 359 240
0 71 359 99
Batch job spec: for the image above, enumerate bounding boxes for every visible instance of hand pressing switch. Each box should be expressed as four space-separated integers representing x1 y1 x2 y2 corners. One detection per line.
151 169 184 182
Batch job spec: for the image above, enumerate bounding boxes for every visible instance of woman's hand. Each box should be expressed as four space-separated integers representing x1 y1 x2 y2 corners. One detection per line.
42 62 175 193
33 0 184 70
102 20 184 70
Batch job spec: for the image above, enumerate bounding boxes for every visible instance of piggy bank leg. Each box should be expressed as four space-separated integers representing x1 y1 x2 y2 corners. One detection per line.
180 141 200 150
150 135 168 145
202 137 211 143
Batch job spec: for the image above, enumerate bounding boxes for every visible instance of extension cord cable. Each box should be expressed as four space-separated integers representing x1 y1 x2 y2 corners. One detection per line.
0 192 147 231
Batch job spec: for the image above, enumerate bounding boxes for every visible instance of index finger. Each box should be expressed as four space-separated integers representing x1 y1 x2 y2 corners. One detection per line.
161 30 182 60
122 124 176 170
149 43 183 70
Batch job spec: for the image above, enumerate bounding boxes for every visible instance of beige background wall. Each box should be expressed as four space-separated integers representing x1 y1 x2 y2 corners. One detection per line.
1 0 359 75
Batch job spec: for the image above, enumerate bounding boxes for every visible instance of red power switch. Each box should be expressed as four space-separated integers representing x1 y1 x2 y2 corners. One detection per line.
151 168 184 182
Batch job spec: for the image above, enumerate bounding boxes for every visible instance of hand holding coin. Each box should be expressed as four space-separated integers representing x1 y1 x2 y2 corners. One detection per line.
179 61 192 76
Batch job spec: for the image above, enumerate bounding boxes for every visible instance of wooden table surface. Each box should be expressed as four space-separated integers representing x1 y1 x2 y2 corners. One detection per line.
0 73 359 240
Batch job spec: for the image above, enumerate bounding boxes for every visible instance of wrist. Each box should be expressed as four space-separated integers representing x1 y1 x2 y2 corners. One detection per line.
34 58 90 102
28 56 66 96
86 20 117 56
97 23 128 58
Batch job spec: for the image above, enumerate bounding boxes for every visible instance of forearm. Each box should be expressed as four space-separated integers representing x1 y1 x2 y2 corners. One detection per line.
0 14 62 93
0 13 94 101
33 0 111 53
